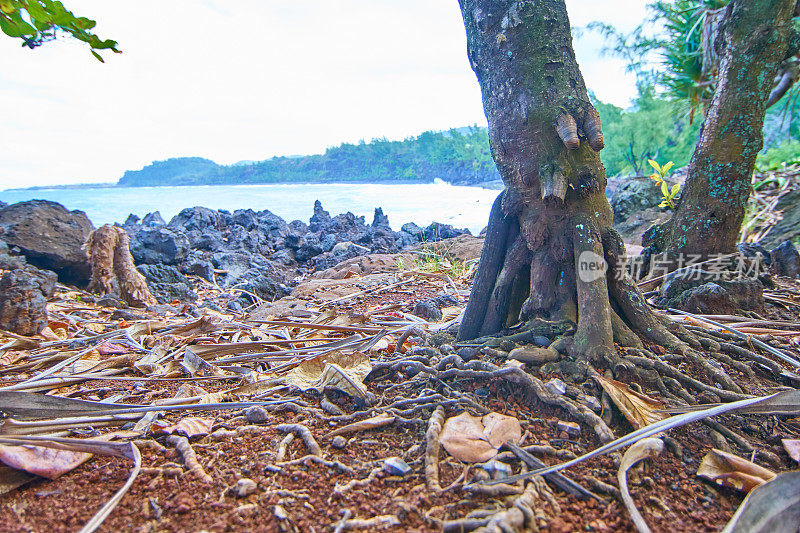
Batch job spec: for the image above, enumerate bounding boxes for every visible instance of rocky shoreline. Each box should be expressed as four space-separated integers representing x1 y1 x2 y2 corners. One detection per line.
0 198 473 332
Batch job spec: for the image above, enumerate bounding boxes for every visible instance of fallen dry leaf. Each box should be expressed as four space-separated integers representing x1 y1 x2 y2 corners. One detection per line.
440 411 522 463
595 375 664 429
97 341 130 355
722 472 800 533
285 351 371 401
0 465 36 495
159 417 214 438
482 412 523 449
697 449 776 493
782 439 800 463
0 443 92 479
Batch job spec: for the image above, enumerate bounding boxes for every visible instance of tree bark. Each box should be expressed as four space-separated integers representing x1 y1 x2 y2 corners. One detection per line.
457 0 684 361
644 0 796 263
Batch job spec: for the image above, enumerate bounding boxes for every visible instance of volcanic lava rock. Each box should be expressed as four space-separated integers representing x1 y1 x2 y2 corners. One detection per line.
0 268 57 335
0 200 94 285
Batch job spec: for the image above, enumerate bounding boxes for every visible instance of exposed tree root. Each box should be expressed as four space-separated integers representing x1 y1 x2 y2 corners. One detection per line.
276 424 323 457
167 435 212 483
460 476 558 533
85 225 157 307
424 405 445 492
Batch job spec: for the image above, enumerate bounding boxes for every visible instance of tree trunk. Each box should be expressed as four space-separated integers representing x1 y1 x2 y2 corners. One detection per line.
644 0 796 263
457 0 684 361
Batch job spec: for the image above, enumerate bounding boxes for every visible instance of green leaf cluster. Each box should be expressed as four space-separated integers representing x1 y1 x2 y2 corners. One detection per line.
593 86 702 176
117 127 500 187
0 0 119 60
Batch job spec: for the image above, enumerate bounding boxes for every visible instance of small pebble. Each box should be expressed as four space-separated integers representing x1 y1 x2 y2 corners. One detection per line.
474 387 491 400
482 459 512 480
457 347 479 361
384 457 412 476
532 336 551 347
331 436 347 449
235 478 257 497
439 343 454 355
556 420 581 437
244 406 269 424
578 394 602 412
545 378 567 396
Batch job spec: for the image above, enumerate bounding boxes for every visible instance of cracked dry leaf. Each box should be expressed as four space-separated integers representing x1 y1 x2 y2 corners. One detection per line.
0 444 93 480
159 417 214 438
440 411 522 463
482 412 523 448
697 449 776 493
595 375 664 429
0 465 36 495
285 351 371 401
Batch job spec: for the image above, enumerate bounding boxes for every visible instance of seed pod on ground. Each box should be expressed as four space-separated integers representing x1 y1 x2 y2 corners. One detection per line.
555 113 580 150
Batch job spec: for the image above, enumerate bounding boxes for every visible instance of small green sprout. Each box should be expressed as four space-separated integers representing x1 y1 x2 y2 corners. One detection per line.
648 159 680 209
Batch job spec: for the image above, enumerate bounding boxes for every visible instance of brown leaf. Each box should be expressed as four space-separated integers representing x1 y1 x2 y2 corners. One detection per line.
285 351 371 401
482 412 522 449
440 412 497 463
159 417 213 438
0 444 92 479
782 439 800 463
595 375 664 429
0 465 36 495
440 411 522 463
697 449 776 493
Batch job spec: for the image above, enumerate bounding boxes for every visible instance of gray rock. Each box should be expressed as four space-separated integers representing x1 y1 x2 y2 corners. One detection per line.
610 176 668 224
331 436 347 449
309 200 331 232
372 207 390 228
770 241 800 278
129 227 190 265
0 200 94 285
244 406 269 424
412 300 442 321
142 211 166 227
384 457 411 476
235 478 258 497
0 268 56 335
656 270 764 313
545 378 567 396
762 189 800 247
137 264 197 303
421 222 470 242
168 206 225 232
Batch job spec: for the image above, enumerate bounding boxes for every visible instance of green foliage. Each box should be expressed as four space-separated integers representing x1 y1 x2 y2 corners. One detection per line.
589 0 729 115
756 138 800 171
648 159 680 208
0 0 119 60
118 127 499 187
593 86 701 176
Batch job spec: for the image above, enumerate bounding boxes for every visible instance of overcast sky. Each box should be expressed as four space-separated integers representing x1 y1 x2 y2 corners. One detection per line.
0 1 649 188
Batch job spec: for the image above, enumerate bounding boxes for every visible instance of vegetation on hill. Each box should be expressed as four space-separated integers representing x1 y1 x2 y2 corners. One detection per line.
118 88 800 189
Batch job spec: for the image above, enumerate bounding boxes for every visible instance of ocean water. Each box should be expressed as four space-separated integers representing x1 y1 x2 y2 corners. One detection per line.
0 182 501 235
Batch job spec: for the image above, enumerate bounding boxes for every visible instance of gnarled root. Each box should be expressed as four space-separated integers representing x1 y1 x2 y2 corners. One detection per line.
459 192 690 367
85 225 157 308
